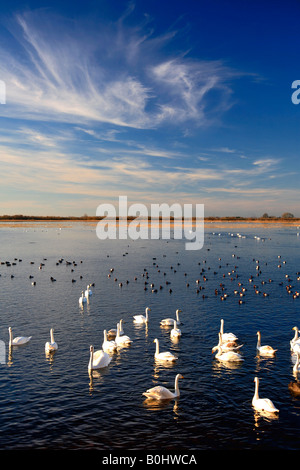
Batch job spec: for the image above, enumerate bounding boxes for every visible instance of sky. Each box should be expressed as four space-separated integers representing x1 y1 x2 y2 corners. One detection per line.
0 0 299 217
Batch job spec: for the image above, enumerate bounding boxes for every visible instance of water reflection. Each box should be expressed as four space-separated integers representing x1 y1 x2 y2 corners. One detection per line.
143 396 181 417
253 408 279 425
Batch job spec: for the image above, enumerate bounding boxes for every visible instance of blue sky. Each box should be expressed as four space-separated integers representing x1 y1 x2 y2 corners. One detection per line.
0 0 299 217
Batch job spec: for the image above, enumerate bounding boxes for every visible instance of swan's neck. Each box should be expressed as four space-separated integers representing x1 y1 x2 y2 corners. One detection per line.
155 340 159 354
145 309 149 320
116 324 120 339
220 320 224 334
9 329 13 345
257 333 261 348
176 310 180 322
293 328 299 342
88 348 94 369
174 375 180 397
50 329 55 343
254 379 259 400
174 320 177 329
104 330 108 341
215 346 222 358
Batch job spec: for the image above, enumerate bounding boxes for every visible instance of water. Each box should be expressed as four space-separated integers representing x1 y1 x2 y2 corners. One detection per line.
0 221 299 451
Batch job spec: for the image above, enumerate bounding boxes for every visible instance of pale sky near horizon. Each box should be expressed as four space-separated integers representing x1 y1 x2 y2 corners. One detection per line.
0 0 299 217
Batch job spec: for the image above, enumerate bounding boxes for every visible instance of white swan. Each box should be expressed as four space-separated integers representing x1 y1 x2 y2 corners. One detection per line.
133 307 151 324
88 345 111 370
102 330 117 353
212 344 244 362
256 331 277 356
143 374 183 400
45 328 58 353
8 327 31 346
291 326 300 352
154 338 178 362
219 319 238 343
170 320 181 339
107 319 124 338
252 377 279 413
85 284 92 298
293 352 300 375
160 309 182 327
212 332 243 352
115 322 132 347
79 291 87 304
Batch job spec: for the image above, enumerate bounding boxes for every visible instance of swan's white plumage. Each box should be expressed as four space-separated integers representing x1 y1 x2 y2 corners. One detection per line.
154 338 177 362
8 327 31 346
45 328 58 352
256 331 277 356
115 322 132 347
85 284 92 298
143 374 183 400
212 332 243 352
133 307 150 324
79 291 87 304
291 326 300 352
212 344 244 362
88 345 111 370
252 376 279 413
160 309 182 326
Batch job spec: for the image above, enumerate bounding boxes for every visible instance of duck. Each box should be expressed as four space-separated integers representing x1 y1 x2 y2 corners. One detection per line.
256 331 277 356
102 330 117 353
88 345 112 370
212 344 244 362
8 327 32 347
79 291 87 305
115 322 132 347
212 332 243 352
170 320 181 339
154 338 178 362
133 307 151 324
160 309 182 327
219 319 238 343
143 374 183 400
252 377 279 413
45 328 58 353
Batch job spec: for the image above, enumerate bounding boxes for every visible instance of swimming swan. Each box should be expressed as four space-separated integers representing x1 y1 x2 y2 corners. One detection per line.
107 319 124 338
219 319 238 343
79 291 87 305
133 307 151 324
102 330 117 353
252 376 279 413
115 322 132 347
8 327 32 346
154 338 178 362
170 320 181 339
88 345 111 370
212 344 244 362
160 309 182 326
212 332 243 352
85 284 92 298
256 331 277 356
45 328 58 353
291 326 300 352
143 374 183 400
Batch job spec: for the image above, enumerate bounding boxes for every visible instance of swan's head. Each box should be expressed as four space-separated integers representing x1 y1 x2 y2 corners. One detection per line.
212 346 218 353
254 376 259 384
176 374 184 380
176 309 182 313
90 345 94 352
293 326 299 331
256 331 261 336
153 338 158 343
146 307 151 311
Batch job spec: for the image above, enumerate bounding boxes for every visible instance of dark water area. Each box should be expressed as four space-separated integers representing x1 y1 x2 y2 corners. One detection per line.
0 221 299 452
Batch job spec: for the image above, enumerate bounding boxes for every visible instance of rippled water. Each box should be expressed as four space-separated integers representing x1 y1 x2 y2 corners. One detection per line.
0 221 300 451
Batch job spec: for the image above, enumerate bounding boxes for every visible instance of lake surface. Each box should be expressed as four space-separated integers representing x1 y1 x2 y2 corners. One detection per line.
0 221 300 451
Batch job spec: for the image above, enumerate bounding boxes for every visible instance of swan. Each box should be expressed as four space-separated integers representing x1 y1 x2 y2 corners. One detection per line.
212 344 244 362
212 332 243 352
256 331 277 356
219 319 238 343
160 309 182 327
85 284 92 298
102 330 117 353
290 326 300 352
170 320 181 339
115 322 132 347
45 328 58 353
292 351 300 374
252 377 279 413
79 291 87 304
143 374 183 400
133 307 150 324
154 338 178 362
88 345 111 370
107 319 124 338
8 327 31 347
